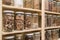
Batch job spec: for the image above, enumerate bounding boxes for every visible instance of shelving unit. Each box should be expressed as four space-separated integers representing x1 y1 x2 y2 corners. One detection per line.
0 0 60 40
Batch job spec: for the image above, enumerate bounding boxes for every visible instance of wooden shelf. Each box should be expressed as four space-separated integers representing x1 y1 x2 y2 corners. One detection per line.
45 11 60 15
2 5 41 13
45 26 60 30
2 28 41 35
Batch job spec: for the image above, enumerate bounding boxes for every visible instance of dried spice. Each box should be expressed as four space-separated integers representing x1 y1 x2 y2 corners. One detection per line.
15 12 24 30
32 13 39 29
24 13 32 29
3 10 14 32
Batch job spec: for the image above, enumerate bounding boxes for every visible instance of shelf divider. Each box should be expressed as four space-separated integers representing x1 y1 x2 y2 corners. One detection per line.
45 26 60 29
41 0 45 40
0 0 2 40
45 11 60 14
2 28 41 35
2 4 41 13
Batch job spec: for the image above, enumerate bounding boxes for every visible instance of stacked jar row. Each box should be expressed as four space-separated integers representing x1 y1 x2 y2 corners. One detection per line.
3 10 41 32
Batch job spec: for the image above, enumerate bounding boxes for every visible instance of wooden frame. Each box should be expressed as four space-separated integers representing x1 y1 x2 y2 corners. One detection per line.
0 0 60 40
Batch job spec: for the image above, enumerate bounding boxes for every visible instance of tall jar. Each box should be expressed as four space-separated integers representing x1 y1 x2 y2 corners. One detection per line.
3 36 15 40
24 13 32 29
15 12 24 30
34 32 41 40
14 0 24 8
25 33 34 40
16 34 23 40
56 2 60 12
3 10 14 32
24 0 33 8
32 13 39 29
3 0 14 5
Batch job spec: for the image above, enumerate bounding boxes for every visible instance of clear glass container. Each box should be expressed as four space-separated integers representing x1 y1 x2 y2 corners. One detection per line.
34 32 41 40
15 12 24 30
16 34 23 40
3 10 14 32
25 33 34 40
32 13 39 29
24 13 32 29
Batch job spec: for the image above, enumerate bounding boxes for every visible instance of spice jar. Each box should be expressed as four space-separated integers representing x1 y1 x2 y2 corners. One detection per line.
34 32 41 40
56 2 60 12
32 13 39 29
55 15 60 26
25 33 34 40
14 0 23 7
16 34 23 40
4 36 15 40
24 0 33 8
3 10 14 32
25 13 32 29
15 12 24 30
3 0 14 5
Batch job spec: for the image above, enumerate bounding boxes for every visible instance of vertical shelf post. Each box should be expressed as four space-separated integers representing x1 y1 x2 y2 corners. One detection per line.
41 0 45 40
0 0 2 40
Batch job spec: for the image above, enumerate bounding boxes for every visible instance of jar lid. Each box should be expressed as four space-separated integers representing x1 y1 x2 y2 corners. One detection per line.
26 33 34 35
3 10 14 13
4 36 14 39
25 13 31 15
5 13 14 15
16 12 24 14
34 32 40 34
33 13 38 15
16 34 23 36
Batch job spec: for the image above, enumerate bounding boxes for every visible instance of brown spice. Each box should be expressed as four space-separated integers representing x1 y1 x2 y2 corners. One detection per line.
15 12 24 30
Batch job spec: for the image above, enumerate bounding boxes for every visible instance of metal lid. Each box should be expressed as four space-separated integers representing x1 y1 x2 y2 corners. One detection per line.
16 34 23 36
33 13 38 15
16 12 24 14
4 36 14 39
4 10 14 13
34 32 40 34
26 33 34 35
25 13 31 15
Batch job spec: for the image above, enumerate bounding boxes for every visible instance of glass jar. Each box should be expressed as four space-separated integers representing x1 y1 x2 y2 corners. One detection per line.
14 0 23 7
32 13 39 29
25 33 34 40
33 0 40 9
55 15 60 26
16 34 23 40
56 2 60 12
24 0 33 8
3 10 14 32
34 32 41 40
15 12 24 30
4 36 15 40
25 13 32 29
3 0 14 5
